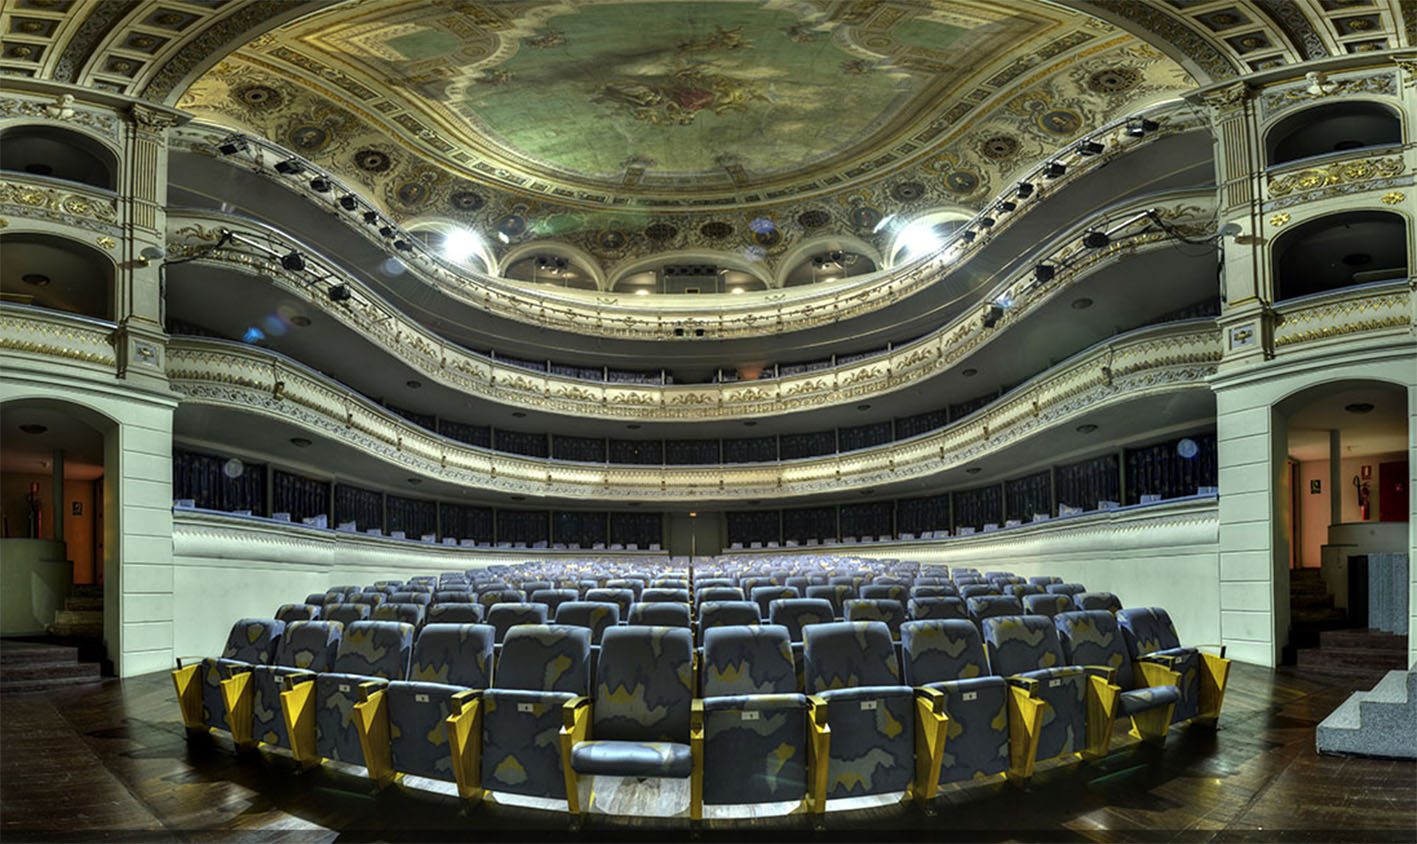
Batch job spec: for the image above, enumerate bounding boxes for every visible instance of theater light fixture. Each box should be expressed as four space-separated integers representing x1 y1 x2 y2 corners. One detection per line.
960 230 977 243
394 239 413 252
997 200 1017 213
1033 264 1056 283
1126 117 1159 137
280 251 305 271
327 284 352 302
1042 161 1066 178
1016 182 1035 199
274 159 303 175
338 194 358 211
1076 140 1104 156
978 216 996 229
982 303 1005 328
362 211 380 225
218 137 247 156
442 228 481 263
1082 231 1110 249
379 225 396 238
309 177 331 192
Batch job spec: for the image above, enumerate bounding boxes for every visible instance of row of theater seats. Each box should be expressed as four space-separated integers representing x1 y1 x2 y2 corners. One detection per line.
174 561 1230 818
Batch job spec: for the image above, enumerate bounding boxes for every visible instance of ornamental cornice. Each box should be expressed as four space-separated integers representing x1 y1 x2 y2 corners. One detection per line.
166 192 1213 421
1256 68 1399 122
1272 282 1412 348
0 306 117 368
162 324 1221 502
0 94 120 139
0 176 122 236
1266 154 1406 198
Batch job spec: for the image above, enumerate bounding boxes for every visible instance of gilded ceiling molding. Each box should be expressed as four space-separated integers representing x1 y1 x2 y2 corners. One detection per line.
1255 67 1399 121
1068 0 1240 81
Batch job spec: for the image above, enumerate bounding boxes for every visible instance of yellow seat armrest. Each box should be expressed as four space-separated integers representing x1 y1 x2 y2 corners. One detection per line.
171 663 204 729
1135 661 1181 688
445 695 483 802
912 687 950 803
353 688 395 786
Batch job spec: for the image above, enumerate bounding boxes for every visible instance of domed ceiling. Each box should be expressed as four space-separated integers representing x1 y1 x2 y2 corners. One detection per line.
178 0 1198 283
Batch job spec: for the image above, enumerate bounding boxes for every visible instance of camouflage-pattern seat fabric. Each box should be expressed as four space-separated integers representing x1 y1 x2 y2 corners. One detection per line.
698 601 761 644
1029 576 1062 586
389 591 433 606
529 588 578 617
909 584 958 599
1117 607 1199 723
1054 610 1180 717
583 588 634 619
844 599 908 640
651 579 688 590
768 598 835 642
520 580 555 595
312 620 414 765
750 586 799 619
802 621 915 799
828 575 863 592
628 601 692 628
373 602 425 629
275 604 319 624
351 592 388 607
860 584 907 602
908 596 969 621
481 624 591 798
642 587 691 604
694 578 735 590
304 593 328 606
958 584 1001 600
1076 592 1123 614
900 619 1008 783
695 586 746 604
784 576 812 593
804 585 854 619
323 603 371 627
569 626 694 778
249 621 341 747
739 576 775 593
553 601 620 644
427 603 484 624
199 618 285 732
1024 593 1076 618
385 623 494 781
982 615 1087 761
967 595 1023 625
603 579 643 599
323 590 355 605
477 589 527 610
700 625 806 805
1046 583 1087 598
1005 583 1045 599
487 603 549 643
432 591 475 604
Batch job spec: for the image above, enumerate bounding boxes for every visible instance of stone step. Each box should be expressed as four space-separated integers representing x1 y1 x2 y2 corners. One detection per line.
1288 665 1397 692
0 672 105 694
1317 670 1417 759
1297 647 1408 672
1320 628 1408 652
63 596 104 611
0 660 101 682
0 640 78 666
48 621 104 638
1290 593 1334 609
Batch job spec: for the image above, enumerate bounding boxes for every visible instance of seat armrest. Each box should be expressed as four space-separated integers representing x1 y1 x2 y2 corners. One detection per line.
1137 652 1180 669
1135 661 1181 688
279 670 316 692
805 695 831 815
358 679 388 701
1005 684 1046 782
220 670 257 746
279 674 319 766
1083 674 1122 758
1198 651 1232 724
353 686 395 786
174 655 205 670
912 687 950 804
449 688 482 714
1007 675 1040 695
171 662 205 730
445 689 484 802
1080 665 1117 684
559 696 593 816
690 699 704 821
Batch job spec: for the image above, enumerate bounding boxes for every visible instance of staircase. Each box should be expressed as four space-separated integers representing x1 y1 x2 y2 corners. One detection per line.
1290 567 1345 628
48 584 103 638
0 639 103 694
1293 628 1410 690
1316 668 1417 759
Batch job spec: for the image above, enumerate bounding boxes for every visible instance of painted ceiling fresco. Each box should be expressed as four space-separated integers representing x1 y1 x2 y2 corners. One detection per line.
177 0 1200 278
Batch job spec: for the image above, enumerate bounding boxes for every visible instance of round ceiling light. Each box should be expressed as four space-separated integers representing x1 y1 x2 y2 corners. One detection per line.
290 315 311 327
510 495 525 502
626 423 641 430
21 273 50 286
1071 298 1093 310
743 420 758 427
289 437 312 448
407 478 422 485
406 379 422 389
856 404 871 411
1345 402 1375 414
512 411 527 418
1076 424 1098 434
965 467 982 474
961 368 978 377
19 424 47 435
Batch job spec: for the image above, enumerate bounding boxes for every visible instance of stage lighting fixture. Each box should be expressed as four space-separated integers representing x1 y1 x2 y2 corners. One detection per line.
218 137 247 156
1076 140 1104 156
982 303 1005 329
997 200 1017 213
960 230 976 243
280 251 306 271
1082 231 1110 249
1042 161 1066 178
327 284 353 302
978 216 996 228
394 239 412 251
274 159 303 175
362 211 379 225
379 225 396 238
1033 264 1056 283
1016 182 1035 199
310 177 331 192
339 194 358 211
1126 118 1159 137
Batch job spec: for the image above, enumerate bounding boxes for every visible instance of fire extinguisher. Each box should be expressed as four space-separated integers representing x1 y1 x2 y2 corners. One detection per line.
1352 475 1371 521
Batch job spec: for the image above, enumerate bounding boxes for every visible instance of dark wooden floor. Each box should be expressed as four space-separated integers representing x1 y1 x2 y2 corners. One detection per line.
2 663 1413 842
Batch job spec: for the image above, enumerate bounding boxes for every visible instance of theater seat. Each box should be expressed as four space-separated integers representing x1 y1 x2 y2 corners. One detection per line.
1023 593 1075 618
324 603 371 627
554 601 620 644
373 602 425 629
844 599 907 640
221 620 342 749
1046 583 1087 599
629 601 692 628
698 601 760 644
966 595 1022 627
477 589 527 611
1076 592 1123 614
563 626 701 817
908 596 968 621
900 619 1010 785
428 603 485 624
909 584 957 600
802 621 947 804
642 587 690 604
804 584 853 619
583 588 634 620
695 585 745 605
1004 583 1044 599
486 603 548 644
1118 607 1229 726
958 584 1000 600
173 618 285 736
860 584 907 602
355 623 494 785
1054 610 1179 745
275 604 319 624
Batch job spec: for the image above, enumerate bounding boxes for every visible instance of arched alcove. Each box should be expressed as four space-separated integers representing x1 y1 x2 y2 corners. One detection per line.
0 125 118 190
1265 101 1402 167
1271 211 1407 301
0 233 116 320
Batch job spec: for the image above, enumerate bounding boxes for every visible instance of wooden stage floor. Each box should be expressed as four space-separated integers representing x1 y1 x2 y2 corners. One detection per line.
2 662 1413 842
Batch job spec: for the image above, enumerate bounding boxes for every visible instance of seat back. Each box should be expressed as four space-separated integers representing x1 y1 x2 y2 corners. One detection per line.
739 576 774 593
698 601 760 644
220 618 285 664
768 598 836 642
958 584 1000 599
275 604 319 624
427 603 484 624
860 584 906 602
694 578 734 590
304 593 328 606
487 603 549 643
519 580 554 595
749 586 799 619
907 596 968 621
642 587 690 604
802 621 900 691
1005 583 1044 599
804 584 853 617
1046 583 1087 598
981 615 1068 677
593 626 693 742
701 624 796 696
432 590 474 604
1116 607 1182 656
324 603 371 628
495 624 591 693
1054 610 1132 689
1076 592 1123 613
390 591 433 605
899 619 991 685
275 620 342 670
553 601 620 644
529 588 578 616
604 579 643 599
966 595 1023 624
372 602 424 628
843 599 907 640
478 589 527 609
628 601 692 627
652 578 688 590
583 588 633 618
1024 593 1075 617
695 585 745 604
784 576 811 593
408 623 494 687
331 620 414 679
909 584 957 599
1029 576 1062 586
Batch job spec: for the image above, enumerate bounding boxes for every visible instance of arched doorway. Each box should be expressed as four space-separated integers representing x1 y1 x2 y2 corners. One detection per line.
1276 379 1409 688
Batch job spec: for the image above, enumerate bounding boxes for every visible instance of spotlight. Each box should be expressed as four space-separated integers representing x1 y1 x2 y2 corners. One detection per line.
1033 264 1056 283
442 228 481 263
363 211 380 225
1082 231 1110 249
960 230 976 243
218 137 247 156
978 216 996 229
379 225 396 238
982 303 1005 328
327 284 352 302
1076 140 1104 156
1016 182 1035 199
1042 161 1066 178
1126 117 1159 137
339 194 358 211
393 239 412 251
997 200 1016 213
274 159 304 175
280 251 305 271
310 176 331 192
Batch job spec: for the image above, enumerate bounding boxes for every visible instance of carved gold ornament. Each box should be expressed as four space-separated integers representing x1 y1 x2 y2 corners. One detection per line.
1380 191 1405 205
1267 156 1404 197
96 236 116 249
1269 213 1290 227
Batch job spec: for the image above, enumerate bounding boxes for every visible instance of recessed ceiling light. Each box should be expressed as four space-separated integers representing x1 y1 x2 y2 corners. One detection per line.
1071 298 1093 310
21 274 49 286
743 420 758 427
1345 402 1374 414
961 368 978 377
856 404 871 411
406 379 422 389
634 289 649 296
19 424 47 435
407 477 422 485
290 315 311 327
1076 424 1098 434
731 287 744 294
965 467 982 474
627 423 641 430
512 411 526 418
859 488 876 495
289 437 312 447
24 163 52 176
510 495 525 501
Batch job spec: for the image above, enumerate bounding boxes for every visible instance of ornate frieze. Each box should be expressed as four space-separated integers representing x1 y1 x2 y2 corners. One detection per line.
1257 70 1398 121
0 306 117 368
1266 155 1405 198
0 177 121 236
1272 282 1412 349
